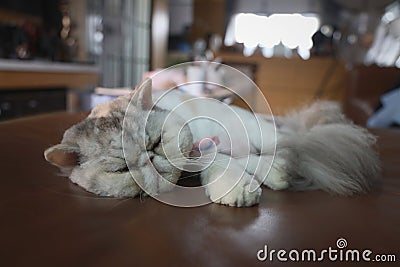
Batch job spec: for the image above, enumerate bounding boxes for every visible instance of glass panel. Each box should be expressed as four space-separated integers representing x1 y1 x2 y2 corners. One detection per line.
86 0 151 87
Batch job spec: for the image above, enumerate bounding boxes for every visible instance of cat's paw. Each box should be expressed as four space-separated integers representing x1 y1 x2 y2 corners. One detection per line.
201 153 262 207
208 178 262 207
263 158 289 190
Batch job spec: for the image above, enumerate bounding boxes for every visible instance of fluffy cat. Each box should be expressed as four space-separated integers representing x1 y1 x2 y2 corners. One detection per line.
44 78 380 207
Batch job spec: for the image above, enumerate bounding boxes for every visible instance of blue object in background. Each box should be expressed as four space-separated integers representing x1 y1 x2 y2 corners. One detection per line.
367 88 400 128
90 94 117 109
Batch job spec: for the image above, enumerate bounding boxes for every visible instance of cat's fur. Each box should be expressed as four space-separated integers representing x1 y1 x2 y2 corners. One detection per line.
44 78 380 207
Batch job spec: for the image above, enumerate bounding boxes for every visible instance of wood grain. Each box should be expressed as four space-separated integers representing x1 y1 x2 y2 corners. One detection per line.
0 71 99 90
218 52 346 115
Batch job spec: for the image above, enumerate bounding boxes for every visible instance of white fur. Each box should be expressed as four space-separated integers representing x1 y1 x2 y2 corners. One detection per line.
155 91 380 202
45 80 380 207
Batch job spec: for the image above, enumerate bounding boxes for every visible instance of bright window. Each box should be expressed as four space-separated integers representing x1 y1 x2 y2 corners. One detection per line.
225 13 320 59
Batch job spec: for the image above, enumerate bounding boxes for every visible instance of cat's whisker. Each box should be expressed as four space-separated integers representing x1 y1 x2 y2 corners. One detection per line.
178 172 202 181
107 198 135 210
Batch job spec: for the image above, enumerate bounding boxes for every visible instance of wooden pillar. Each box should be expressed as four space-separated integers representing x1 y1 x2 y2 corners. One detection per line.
69 0 88 62
191 0 226 42
151 0 169 69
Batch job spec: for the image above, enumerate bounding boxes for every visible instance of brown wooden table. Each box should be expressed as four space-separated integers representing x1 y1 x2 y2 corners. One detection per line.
0 112 399 267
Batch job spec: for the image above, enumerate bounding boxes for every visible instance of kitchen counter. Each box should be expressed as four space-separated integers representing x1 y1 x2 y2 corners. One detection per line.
0 58 99 73
0 59 100 112
0 58 99 90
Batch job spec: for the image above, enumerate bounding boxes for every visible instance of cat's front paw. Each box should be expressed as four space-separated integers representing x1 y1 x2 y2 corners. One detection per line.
201 153 262 207
208 178 262 207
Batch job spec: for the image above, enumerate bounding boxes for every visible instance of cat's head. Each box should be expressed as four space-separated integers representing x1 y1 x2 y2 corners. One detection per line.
44 79 193 197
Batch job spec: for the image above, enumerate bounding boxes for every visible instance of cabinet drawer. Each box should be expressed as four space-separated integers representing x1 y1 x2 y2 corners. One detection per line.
0 89 66 121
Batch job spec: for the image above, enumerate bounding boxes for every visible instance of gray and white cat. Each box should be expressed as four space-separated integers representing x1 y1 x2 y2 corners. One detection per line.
44 78 380 207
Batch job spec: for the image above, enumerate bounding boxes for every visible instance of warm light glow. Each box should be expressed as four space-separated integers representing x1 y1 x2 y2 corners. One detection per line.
226 13 320 59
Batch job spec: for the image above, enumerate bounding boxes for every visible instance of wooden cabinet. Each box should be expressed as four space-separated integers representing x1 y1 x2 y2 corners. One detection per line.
217 52 346 115
0 89 66 121
0 59 99 120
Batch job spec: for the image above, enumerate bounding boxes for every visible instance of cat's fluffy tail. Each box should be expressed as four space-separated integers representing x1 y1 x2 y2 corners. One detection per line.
278 101 381 195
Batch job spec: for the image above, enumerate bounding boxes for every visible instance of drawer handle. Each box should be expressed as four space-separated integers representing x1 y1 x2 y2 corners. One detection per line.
28 100 38 108
0 102 12 110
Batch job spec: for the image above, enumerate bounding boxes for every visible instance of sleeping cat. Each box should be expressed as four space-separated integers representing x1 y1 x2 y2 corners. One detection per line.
44 78 380 207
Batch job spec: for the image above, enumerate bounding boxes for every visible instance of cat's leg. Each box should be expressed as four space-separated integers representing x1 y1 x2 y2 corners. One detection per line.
235 111 289 191
214 107 289 192
69 160 142 198
237 154 289 191
263 156 289 190
227 107 277 155
200 153 262 207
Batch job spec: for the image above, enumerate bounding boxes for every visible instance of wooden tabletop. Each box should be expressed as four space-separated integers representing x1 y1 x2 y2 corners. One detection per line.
0 112 399 267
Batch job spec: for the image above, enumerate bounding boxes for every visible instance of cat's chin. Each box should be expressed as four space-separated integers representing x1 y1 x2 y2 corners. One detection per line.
137 154 182 195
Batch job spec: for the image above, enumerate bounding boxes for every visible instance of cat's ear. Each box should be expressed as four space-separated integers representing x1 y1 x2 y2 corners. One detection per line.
44 144 79 169
133 78 153 110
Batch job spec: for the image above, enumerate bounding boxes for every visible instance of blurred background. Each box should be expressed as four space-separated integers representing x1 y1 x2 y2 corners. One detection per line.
1 0 400 127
